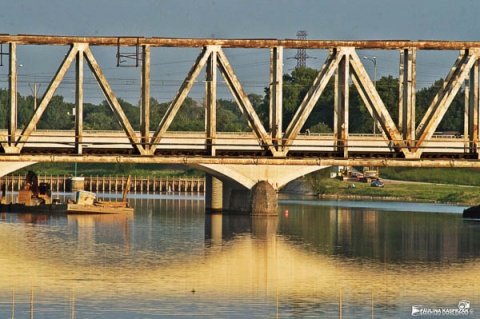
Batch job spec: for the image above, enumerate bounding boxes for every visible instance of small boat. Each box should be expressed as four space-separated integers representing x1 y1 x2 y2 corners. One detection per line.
463 205 480 219
66 176 134 214
0 170 67 213
67 199 134 214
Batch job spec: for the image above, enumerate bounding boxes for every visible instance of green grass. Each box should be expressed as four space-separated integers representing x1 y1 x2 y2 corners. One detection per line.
309 177 480 205
380 167 480 186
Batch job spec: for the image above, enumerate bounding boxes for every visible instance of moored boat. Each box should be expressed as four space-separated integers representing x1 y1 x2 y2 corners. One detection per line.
66 176 134 214
463 205 480 219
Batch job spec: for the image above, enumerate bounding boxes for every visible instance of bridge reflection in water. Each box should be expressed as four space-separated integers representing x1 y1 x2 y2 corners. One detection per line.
0 197 477 318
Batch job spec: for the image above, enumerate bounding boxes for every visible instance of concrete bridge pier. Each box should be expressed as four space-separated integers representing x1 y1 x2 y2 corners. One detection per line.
205 176 278 215
206 179 277 215
199 164 328 216
250 181 278 216
205 175 223 213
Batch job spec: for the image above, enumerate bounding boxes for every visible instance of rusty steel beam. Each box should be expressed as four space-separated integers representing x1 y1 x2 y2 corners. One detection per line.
16 44 79 151
8 43 17 146
206 49 217 156
467 61 479 157
334 52 349 157
140 45 151 152
83 45 146 155
75 45 84 155
415 50 479 155
3 34 480 50
269 46 283 150
398 48 416 146
283 48 342 151
3 154 480 168
150 46 214 153
349 51 410 156
216 48 274 155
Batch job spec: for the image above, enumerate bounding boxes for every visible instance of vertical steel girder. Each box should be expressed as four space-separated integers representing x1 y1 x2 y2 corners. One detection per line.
141 45 151 153
8 43 17 147
466 59 479 156
206 50 217 156
269 47 283 150
75 44 84 154
399 48 416 147
334 52 349 157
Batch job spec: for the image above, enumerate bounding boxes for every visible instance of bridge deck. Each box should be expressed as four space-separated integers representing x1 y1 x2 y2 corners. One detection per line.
2 130 477 166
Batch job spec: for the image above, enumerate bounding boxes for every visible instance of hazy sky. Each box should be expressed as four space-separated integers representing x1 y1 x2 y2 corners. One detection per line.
4 0 480 40
2 0 480 103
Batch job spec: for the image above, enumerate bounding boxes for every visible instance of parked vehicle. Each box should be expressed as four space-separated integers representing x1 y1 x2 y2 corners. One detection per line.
371 179 384 187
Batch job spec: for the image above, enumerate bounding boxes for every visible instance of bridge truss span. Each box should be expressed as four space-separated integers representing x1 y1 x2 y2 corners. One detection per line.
1 35 480 168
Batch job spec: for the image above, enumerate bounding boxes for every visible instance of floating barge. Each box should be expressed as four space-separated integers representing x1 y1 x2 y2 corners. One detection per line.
67 191 133 214
66 176 134 214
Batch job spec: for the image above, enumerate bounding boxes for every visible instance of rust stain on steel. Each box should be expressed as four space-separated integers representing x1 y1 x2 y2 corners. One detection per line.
2 155 480 168
2 35 480 50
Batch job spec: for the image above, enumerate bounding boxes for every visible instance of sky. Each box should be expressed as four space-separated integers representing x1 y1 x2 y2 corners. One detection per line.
1 0 480 104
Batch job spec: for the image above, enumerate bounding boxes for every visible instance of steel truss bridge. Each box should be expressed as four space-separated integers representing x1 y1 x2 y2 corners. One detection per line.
1 35 480 169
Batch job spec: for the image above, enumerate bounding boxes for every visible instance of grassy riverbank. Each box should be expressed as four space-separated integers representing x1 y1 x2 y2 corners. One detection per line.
300 176 480 206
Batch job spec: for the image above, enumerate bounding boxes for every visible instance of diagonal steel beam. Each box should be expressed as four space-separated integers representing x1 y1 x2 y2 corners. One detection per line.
216 48 275 155
349 51 409 155
149 46 215 153
282 48 344 152
16 44 80 150
83 45 145 155
0 134 8 153
414 50 478 155
416 51 466 138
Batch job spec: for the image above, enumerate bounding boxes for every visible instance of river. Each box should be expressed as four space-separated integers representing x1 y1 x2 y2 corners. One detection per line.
0 193 478 318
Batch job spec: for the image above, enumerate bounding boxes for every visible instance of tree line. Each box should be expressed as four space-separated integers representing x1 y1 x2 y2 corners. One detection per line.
0 66 465 134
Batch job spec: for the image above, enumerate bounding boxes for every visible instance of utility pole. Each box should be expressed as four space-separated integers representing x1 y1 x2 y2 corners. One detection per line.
29 83 40 130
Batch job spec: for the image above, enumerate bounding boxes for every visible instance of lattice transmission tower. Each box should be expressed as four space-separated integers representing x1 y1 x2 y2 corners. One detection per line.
293 30 311 68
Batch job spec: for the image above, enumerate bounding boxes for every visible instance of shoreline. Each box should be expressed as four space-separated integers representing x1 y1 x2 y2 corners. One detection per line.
280 180 472 207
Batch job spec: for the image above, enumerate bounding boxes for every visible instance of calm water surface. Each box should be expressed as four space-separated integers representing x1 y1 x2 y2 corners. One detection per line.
0 193 479 318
